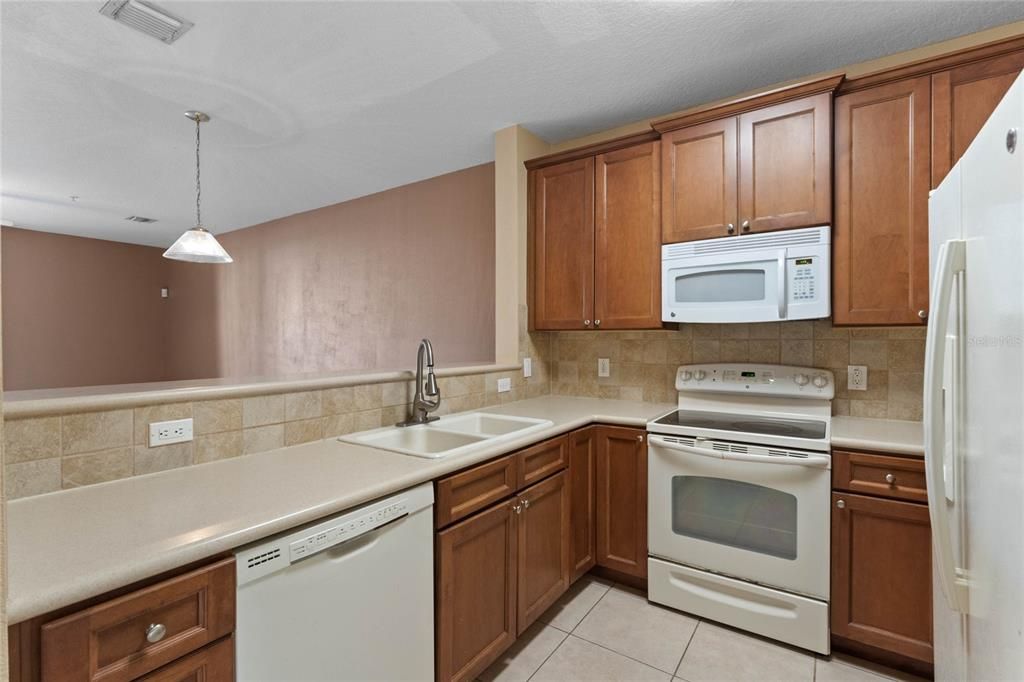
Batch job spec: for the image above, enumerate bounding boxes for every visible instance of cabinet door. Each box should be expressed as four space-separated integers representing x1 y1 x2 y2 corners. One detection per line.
569 427 597 582
738 93 832 233
661 118 738 243
437 500 518 682
531 158 595 330
932 50 1024 187
595 426 648 578
594 141 662 329
833 76 931 325
138 637 233 681
831 492 933 664
516 471 571 633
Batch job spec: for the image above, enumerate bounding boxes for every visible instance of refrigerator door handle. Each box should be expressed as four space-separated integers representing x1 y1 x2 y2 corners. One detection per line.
924 239 970 614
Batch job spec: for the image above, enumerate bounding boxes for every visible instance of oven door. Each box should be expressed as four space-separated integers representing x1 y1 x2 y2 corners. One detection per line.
662 248 787 323
647 434 830 599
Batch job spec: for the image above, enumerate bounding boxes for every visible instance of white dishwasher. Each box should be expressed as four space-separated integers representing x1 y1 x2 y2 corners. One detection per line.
235 482 434 681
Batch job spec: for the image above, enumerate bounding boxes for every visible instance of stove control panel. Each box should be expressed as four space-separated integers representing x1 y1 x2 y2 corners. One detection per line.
675 363 834 399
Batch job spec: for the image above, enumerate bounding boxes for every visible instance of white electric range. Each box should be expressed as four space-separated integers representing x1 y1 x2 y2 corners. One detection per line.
646 363 834 654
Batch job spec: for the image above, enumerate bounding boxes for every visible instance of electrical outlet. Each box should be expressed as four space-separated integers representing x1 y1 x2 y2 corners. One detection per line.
848 365 868 391
149 418 193 447
598 358 610 378
497 377 512 393
523 357 533 378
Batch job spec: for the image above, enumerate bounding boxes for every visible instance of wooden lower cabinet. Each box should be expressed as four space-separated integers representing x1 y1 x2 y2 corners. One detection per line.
831 491 933 666
568 428 598 581
516 472 571 633
436 499 519 682
139 637 234 681
594 426 648 579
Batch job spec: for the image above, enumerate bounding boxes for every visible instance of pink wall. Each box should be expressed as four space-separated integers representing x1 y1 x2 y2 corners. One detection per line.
1 228 172 390
2 162 496 390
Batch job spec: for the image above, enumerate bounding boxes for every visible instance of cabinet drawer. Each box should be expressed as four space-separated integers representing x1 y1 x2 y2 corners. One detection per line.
139 636 233 681
517 436 569 489
833 450 926 503
40 558 235 682
437 454 519 528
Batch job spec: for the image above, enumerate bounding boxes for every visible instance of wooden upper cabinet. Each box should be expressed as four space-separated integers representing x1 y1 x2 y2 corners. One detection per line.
833 76 931 326
594 141 662 329
661 118 738 243
532 158 594 330
932 50 1024 187
738 93 832 233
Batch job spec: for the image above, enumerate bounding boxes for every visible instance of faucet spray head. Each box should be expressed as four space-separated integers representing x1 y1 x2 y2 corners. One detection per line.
425 371 439 397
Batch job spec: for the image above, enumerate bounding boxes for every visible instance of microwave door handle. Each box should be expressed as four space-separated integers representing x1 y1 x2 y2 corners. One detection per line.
777 251 787 319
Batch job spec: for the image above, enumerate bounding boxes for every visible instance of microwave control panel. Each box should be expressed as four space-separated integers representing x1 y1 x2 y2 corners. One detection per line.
789 256 819 302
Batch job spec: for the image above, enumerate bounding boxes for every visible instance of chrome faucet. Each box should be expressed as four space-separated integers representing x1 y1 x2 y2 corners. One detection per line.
397 339 441 426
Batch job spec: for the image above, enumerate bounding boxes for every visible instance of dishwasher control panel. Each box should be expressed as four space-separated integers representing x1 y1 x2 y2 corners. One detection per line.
289 501 408 561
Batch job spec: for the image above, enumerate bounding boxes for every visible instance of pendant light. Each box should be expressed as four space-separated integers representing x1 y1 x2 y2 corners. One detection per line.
163 110 233 263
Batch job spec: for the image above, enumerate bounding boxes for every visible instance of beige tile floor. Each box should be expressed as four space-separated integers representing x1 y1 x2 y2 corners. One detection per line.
480 577 928 682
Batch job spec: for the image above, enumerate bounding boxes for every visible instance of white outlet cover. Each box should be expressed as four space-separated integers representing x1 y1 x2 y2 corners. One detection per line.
847 365 868 391
523 357 532 378
598 358 610 378
149 418 194 447
497 377 512 393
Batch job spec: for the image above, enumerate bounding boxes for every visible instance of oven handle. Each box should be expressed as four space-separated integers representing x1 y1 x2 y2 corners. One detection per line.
648 435 830 469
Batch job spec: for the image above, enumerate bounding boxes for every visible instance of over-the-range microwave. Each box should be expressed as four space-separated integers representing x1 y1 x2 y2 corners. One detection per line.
662 225 830 323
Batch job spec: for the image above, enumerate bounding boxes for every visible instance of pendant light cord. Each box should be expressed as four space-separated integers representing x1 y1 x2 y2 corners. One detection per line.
195 116 202 228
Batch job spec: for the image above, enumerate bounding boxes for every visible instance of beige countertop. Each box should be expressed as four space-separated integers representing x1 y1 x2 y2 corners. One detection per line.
6 398 924 624
830 416 924 457
6 396 671 624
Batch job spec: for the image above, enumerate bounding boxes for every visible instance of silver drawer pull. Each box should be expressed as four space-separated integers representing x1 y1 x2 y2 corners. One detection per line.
885 473 896 484
145 623 167 643
836 499 846 509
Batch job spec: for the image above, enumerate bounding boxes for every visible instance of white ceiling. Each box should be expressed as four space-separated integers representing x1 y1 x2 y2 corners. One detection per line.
3 1 1023 247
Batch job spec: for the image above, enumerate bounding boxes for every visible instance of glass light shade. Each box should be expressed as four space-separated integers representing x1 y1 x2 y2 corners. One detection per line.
162 226 233 263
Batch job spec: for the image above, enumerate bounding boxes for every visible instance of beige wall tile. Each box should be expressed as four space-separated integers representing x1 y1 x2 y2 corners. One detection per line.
720 324 750 339
135 442 193 475
748 322 781 339
5 416 61 463
850 327 889 339
323 413 356 438
62 448 133 488
557 362 579 384
194 399 243 435
642 337 668 364
889 371 924 405
354 409 382 431
693 340 720 363
850 400 889 419
813 319 849 339
780 339 814 366
133 403 192 444
382 381 413 406
243 394 285 427
6 458 62 499
748 340 781 364
813 339 850 369
619 386 644 401
720 340 750 362
195 431 243 463
888 340 925 371
692 324 720 339
832 399 851 416
285 390 323 421
666 337 693 364
887 401 923 421
285 418 324 446
849 339 888 370
888 326 927 339
848 369 889 401
779 320 814 339
62 409 132 455
380 405 408 426
620 339 644 363
324 384 383 413
243 424 285 455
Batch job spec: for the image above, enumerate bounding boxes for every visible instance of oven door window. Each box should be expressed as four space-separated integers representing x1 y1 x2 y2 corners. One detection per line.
673 268 767 303
671 476 797 560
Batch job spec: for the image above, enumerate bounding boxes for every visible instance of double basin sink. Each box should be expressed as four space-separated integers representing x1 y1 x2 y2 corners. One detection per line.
341 412 554 459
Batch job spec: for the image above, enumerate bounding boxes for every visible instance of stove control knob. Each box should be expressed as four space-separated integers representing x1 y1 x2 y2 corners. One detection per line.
794 373 810 386
680 370 693 382
812 374 829 388
694 370 707 381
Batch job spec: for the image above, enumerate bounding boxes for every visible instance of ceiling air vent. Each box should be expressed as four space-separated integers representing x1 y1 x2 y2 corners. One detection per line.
99 0 194 45
125 215 157 223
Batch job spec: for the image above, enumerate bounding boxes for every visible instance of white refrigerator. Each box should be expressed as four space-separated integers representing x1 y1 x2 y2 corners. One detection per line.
926 71 1024 681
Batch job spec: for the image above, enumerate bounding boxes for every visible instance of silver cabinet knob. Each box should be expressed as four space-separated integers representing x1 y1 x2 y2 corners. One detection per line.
885 473 896 484
512 503 522 514
522 498 530 510
584 320 591 327
918 309 928 320
836 499 846 509
145 623 167 644
637 435 644 442
595 319 601 327
741 220 751 232
726 223 736 234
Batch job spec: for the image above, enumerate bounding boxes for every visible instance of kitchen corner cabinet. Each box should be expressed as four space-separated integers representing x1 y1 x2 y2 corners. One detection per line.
661 92 832 243
831 450 933 670
435 439 570 682
569 427 598 581
594 426 648 579
530 140 661 331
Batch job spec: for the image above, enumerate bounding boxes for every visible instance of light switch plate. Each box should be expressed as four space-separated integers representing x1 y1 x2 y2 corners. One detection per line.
522 357 532 378
149 418 193 447
497 377 512 393
848 365 868 391
598 358 610 378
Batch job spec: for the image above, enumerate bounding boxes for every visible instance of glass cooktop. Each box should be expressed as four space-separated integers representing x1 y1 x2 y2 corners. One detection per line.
652 409 827 440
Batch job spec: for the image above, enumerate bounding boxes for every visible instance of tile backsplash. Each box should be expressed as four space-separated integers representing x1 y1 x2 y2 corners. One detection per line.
547 319 925 421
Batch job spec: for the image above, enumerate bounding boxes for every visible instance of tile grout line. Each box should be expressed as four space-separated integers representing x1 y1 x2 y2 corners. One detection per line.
524 579 614 682
671 617 703 679
562 633 678 679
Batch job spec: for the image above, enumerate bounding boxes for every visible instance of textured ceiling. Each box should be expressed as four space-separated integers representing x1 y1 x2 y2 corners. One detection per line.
3 1 1024 247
